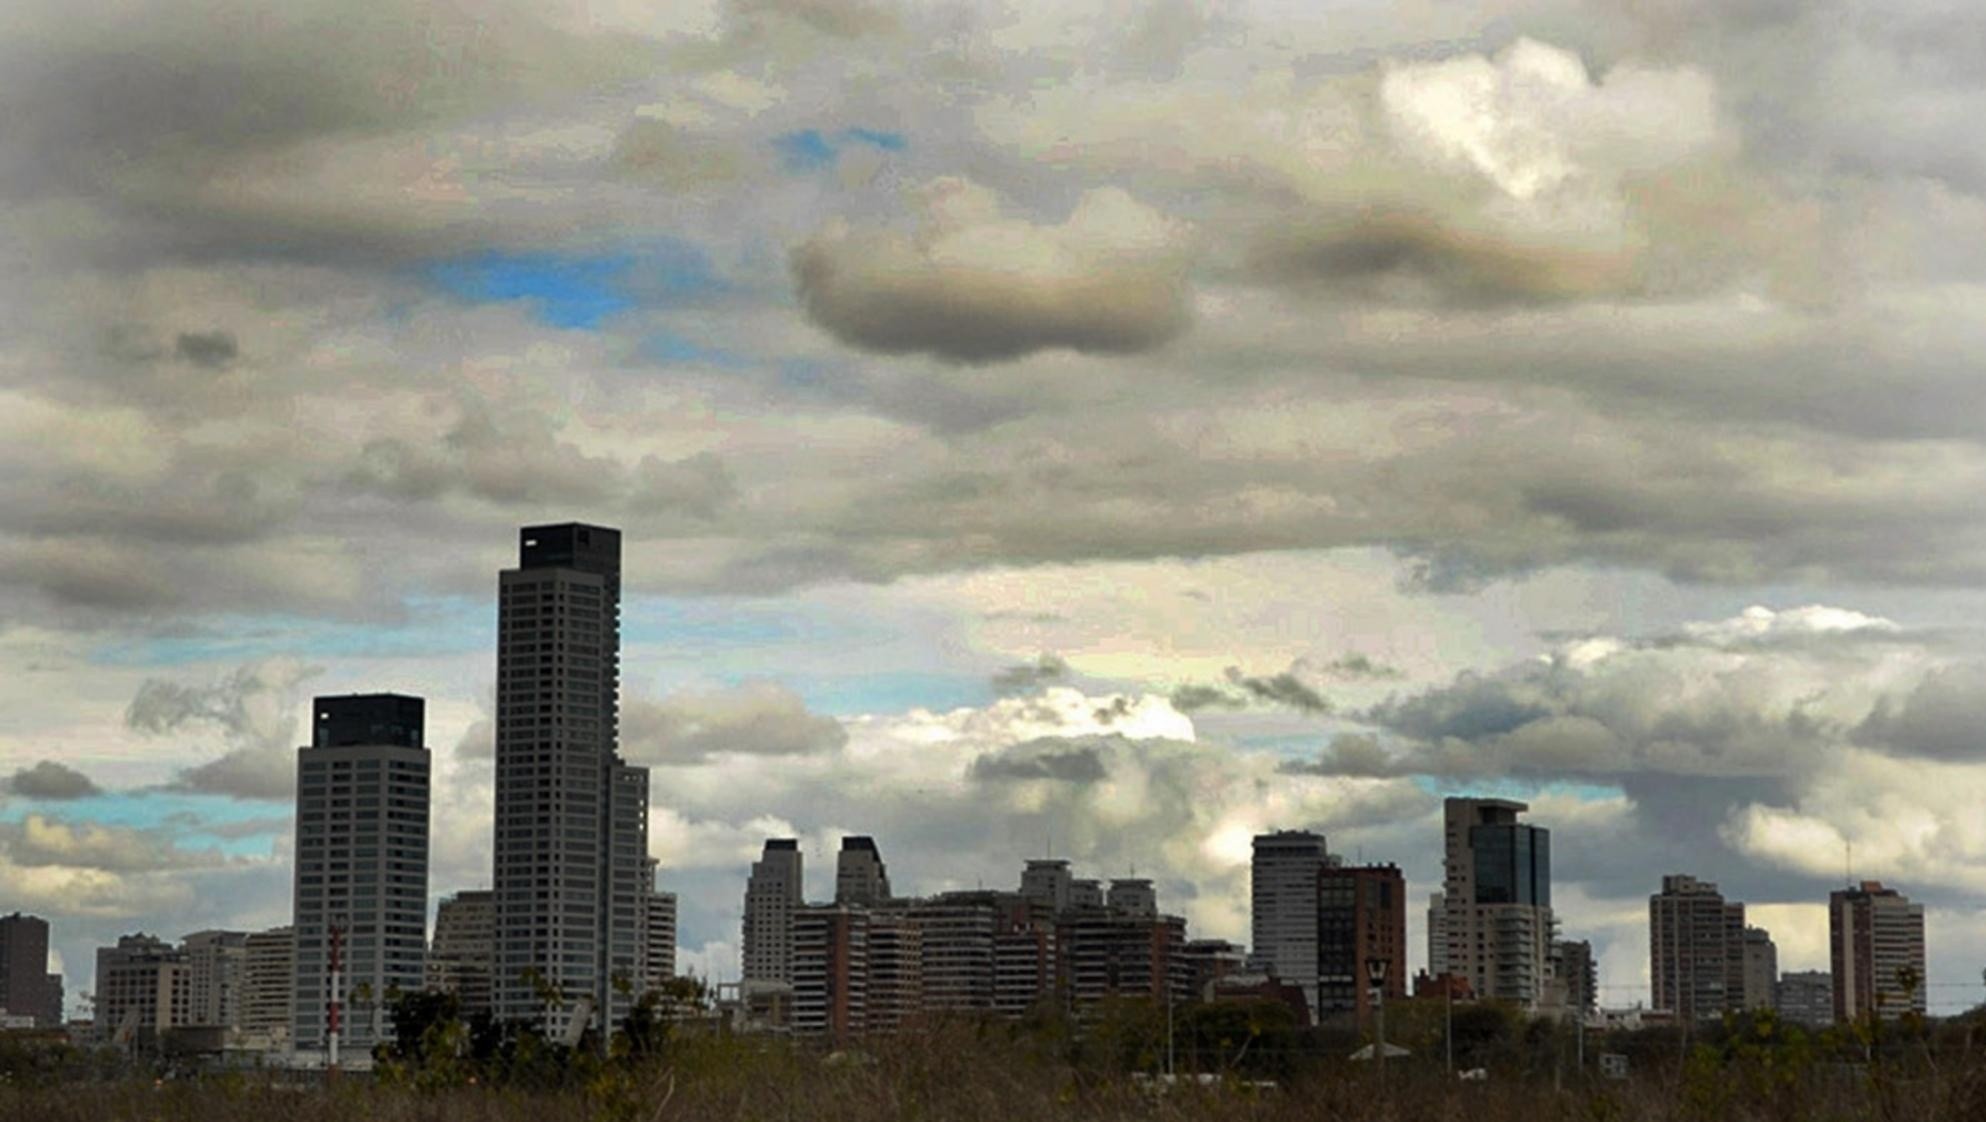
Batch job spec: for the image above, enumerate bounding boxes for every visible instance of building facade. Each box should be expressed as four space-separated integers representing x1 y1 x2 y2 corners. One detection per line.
492 523 650 1036
1435 799 1553 1008
792 904 869 1042
1741 927 1778 1012
427 890 495 1017
1250 829 1330 1017
743 839 804 988
1649 874 1746 1022
1553 939 1598 1019
1776 970 1833 1026
0 913 63 1027
293 693 431 1052
95 934 190 1043
642 888 677 994
835 837 892 906
1831 881 1926 1021
240 926 295 1045
1316 863 1406 1026
181 930 247 1029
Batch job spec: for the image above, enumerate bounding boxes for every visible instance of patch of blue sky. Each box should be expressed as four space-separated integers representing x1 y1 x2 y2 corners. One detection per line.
424 239 723 330
1412 775 1626 804
773 127 908 171
87 597 491 669
0 792 289 857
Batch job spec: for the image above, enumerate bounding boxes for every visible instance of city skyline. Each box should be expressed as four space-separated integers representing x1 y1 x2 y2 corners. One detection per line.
8 0 1986 1027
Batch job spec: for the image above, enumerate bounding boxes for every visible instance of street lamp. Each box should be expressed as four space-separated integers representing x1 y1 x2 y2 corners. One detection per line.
1367 957 1389 1086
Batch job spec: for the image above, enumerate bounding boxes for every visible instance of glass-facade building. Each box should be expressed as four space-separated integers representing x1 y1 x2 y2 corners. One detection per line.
1472 823 1550 907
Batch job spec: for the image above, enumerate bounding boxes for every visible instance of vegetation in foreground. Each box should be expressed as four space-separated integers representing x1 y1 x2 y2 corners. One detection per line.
5 995 1986 1122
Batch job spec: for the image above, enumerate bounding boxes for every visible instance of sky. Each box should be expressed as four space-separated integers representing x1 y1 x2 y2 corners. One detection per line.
5 0 1986 1019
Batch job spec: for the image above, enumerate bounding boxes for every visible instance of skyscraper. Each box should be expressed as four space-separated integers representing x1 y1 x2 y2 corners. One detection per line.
1831 881 1926 1021
1250 829 1330 1018
1435 798 1553 1008
743 839 804 986
492 523 650 1036
292 693 431 1053
835 836 892 906
0 913 63 1027
1316 863 1406 1027
1649 874 1745 1022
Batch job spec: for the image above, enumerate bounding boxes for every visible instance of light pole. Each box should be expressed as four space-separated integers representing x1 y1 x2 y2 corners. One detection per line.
1368 956 1389 1087
1445 978 1454 1078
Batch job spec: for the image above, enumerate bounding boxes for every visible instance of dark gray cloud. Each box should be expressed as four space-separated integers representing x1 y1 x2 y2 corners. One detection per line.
622 683 847 766
173 330 238 368
1166 664 1333 715
1854 663 1986 760
1169 683 1245 713
125 659 320 799
4 760 101 800
969 737 1110 783
992 653 1069 696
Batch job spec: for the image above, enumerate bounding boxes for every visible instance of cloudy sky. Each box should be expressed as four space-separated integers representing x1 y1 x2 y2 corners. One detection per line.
6 0 1986 1018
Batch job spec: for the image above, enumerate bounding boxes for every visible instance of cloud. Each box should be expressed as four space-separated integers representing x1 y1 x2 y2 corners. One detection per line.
0 814 230 874
991 653 1069 695
1168 663 1333 714
1854 663 1986 761
792 179 1192 362
4 760 101 800
969 735 1111 783
623 682 848 766
125 658 320 798
172 330 238 368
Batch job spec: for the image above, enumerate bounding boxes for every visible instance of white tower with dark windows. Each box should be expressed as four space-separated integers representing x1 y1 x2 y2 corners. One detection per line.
1250 829 1329 1018
492 524 649 1036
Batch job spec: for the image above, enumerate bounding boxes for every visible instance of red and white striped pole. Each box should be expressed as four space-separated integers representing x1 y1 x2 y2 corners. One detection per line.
327 924 343 1076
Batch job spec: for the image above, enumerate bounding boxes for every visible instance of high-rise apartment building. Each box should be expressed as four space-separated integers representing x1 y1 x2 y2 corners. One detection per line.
1020 859 1073 913
1316 863 1406 1027
792 904 869 1042
1434 799 1553 1007
1649 874 1746 1022
1776 970 1833 1026
865 909 923 1032
492 524 650 1036
1250 830 1330 1017
1831 881 1926 1021
292 693 430 1053
642 889 677 993
427 890 495 1017
0 913 63 1027
95 934 190 1042
1741 927 1778 1012
743 839 804 987
835 837 892 906
181 930 247 1029
1553 939 1597 1019
240 926 295 1044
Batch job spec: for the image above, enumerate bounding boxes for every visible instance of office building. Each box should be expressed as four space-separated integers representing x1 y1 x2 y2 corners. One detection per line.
1553 939 1598 1020
240 926 295 1044
95 934 190 1043
427 890 495 1017
1649 874 1746 1022
835 836 892 906
181 930 247 1028
0 913 63 1027
1434 799 1553 1007
1831 881 1926 1021
1316 863 1406 1027
642 887 677 993
1776 970 1833 1027
1250 829 1330 1016
1741 928 1778 1012
743 839 804 986
492 523 650 1035
293 693 431 1052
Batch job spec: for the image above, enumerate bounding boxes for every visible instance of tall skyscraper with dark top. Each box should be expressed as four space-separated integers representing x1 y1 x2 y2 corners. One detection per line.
292 693 430 1053
493 523 649 1035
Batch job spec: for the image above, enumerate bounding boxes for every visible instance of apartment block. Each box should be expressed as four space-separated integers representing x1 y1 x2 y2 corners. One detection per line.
1776 970 1833 1026
1741 927 1778 1012
1250 829 1330 1017
1316 863 1406 1027
743 839 804 987
1435 799 1553 1008
835 837 892 906
181 930 247 1028
95 935 190 1043
0 913 63 1027
1649 874 1745 1022
239 926 295 1045
1831 881 1926 1021
427 890 495 1017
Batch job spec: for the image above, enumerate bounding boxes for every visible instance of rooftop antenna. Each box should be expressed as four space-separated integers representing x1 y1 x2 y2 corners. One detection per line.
1846 839 1853 887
